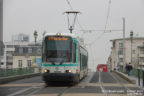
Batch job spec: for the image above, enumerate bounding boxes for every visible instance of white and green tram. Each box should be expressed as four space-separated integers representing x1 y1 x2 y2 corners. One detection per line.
41 33 88 84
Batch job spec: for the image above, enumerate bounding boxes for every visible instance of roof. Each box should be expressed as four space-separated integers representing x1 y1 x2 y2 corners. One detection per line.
111 37 144 42
44 32 77 38
44 32 86 48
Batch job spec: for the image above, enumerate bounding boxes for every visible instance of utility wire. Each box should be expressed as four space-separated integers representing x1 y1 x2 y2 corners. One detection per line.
87 0 112 46
104 0 111 33
66 0 73 11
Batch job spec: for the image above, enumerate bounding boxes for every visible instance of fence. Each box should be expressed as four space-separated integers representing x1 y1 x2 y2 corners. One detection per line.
131 68 143 78
0 67 35 78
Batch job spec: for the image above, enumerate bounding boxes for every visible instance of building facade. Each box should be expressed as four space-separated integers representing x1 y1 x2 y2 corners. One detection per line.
12 43 41 68
1 42 29 69
12 33 29 42
108 37 144 71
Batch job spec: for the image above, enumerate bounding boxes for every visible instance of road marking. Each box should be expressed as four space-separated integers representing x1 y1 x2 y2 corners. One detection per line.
30 93 105 96
99 72 109 96
109 94 136 96
62 93 105 96
0 83 45 87
88 83 136 87
7 87 32 96
30 94 58 96
7 83 43 96
80 72 95 88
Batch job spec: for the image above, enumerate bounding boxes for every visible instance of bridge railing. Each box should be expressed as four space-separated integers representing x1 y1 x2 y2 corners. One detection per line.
0 67 39 78
131 68 143 78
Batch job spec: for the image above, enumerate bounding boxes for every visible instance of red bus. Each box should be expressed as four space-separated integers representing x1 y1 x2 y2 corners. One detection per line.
97 64 108 72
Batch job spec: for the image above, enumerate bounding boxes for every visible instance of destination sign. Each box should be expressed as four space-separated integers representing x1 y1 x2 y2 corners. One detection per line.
48 37 68 41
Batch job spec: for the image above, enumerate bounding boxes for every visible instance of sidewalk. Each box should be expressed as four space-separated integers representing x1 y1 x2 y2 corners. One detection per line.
120 72 144 90
128 75 144 87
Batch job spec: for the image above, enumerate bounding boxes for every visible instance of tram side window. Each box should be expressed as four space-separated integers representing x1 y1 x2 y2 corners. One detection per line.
42 43 46 62
72 43 76 63
80 54 82 70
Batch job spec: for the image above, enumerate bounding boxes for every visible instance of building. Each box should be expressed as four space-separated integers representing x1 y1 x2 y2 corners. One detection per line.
12 33 29 42
12 42 41 68
0 0 4 68
1 42 29 69
108 37 144 71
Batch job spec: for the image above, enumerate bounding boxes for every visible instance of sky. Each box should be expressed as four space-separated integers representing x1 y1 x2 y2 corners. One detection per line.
3 0 144 71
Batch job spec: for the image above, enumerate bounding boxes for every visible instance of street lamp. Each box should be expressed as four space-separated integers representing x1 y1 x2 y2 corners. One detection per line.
130 30 133 64
34 30 38 46
33 30 38 63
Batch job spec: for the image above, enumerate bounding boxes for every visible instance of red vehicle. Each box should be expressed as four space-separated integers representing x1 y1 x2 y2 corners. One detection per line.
97 64 108 72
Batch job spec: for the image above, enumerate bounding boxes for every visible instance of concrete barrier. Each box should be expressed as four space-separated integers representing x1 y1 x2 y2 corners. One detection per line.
114 71 136 84
0 73 40 84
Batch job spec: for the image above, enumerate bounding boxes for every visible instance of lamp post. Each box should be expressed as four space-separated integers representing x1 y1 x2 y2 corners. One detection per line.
33 30 39 73
130 30 133 64
34 30 38 46
33 30 38 63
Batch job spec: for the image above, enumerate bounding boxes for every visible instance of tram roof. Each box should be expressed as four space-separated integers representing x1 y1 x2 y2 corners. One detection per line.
44 32 77 38
44 32 86 48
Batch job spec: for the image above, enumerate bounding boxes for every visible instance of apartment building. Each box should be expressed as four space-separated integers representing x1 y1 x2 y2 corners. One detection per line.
0 42 29 69
12 43 41 68
108 37 144 71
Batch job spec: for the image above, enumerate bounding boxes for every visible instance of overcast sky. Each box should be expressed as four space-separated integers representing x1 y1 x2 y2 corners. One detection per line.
3 0 144 70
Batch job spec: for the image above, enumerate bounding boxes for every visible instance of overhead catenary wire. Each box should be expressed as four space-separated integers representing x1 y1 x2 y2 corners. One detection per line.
66 0 73 10
65 0 112 45
65 0 85 32
87 0 112 46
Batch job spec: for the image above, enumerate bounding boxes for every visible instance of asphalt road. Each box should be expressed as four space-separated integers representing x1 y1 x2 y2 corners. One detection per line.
0 72 143 96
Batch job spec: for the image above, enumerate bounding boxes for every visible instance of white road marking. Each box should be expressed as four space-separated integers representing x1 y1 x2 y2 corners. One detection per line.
99 72 109 96
7 83 43 96
80 72 95 88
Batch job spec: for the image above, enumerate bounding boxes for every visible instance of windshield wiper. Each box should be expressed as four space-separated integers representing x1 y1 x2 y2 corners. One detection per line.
49 59 55 65
59 56 66 65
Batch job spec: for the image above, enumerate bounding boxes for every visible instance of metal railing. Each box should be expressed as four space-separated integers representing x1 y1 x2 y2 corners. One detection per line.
0 67 35 78
131 68 143 78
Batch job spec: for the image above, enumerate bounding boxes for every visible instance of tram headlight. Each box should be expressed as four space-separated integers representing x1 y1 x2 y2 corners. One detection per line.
44 69 49 73
66 70 72 73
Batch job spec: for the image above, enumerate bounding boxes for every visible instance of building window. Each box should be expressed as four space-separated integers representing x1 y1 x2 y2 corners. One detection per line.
28 48 32 53
140 57 144 62
132 50 136 54
119 58 123 62
119 42 124 48
7 45 13 48
27 60 32 67
37 48 41 54
118 50 123 55
23 47 28 53
140 49 144 54
19 48 23 54
142 42 144 47
18 60 22 68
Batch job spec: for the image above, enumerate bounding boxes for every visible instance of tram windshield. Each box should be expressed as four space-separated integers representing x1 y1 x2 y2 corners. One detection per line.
44 36 72 63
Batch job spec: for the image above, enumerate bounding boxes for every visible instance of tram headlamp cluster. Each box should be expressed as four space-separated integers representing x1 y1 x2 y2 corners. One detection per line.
66 70 72 73
44 69 49 73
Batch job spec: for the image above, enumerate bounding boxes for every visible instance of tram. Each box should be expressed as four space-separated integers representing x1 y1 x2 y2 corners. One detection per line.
41 33 88 84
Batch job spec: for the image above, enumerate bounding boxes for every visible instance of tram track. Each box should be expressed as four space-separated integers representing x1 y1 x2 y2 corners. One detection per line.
99 72 109 96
